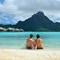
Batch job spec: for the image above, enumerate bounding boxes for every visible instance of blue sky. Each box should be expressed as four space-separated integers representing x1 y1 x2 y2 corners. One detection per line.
0 0 4 4
0 0 60 24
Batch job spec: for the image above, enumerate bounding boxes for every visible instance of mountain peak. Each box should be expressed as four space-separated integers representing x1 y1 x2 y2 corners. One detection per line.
32 11 44 18
36 11 44 15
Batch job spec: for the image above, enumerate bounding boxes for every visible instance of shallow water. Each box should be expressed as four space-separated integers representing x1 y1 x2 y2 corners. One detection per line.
0 32 60 49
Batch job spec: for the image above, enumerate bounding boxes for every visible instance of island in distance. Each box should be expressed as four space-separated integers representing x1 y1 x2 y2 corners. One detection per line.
0 11 60 32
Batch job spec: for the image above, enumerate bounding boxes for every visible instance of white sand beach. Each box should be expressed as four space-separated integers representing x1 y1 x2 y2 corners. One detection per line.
0 49 60 60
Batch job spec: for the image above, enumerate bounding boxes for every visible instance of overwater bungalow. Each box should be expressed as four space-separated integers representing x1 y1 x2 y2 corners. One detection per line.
0 27 5 31
7 27 15 32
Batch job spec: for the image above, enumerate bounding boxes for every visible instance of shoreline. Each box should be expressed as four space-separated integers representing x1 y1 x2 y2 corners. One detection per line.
0 46 60 50
0 48 60 60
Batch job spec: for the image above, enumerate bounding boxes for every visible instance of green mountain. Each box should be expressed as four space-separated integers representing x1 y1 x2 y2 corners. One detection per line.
16 11 60 31
0 11 60 31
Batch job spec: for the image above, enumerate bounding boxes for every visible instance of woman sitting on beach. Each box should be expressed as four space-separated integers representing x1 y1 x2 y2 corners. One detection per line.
26 34 34 49
33 34 43 49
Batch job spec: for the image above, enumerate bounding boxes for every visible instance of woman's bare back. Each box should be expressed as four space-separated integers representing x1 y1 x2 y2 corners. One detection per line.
33 39 43 49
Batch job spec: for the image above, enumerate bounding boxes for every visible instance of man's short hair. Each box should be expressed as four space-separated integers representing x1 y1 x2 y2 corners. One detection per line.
30 34 33 38
36 34 40 38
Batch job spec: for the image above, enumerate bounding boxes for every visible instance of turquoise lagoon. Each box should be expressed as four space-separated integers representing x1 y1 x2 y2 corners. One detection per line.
0 32 60 49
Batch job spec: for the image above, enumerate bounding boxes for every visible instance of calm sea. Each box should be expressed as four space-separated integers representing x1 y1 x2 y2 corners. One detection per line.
0 32 60 49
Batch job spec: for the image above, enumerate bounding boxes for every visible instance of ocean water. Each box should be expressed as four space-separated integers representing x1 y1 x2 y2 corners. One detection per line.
0 32 60 49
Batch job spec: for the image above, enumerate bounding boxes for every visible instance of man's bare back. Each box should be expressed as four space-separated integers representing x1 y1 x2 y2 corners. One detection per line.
26 38 33 49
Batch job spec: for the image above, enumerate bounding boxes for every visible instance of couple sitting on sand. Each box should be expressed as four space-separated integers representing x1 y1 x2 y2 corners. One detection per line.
26 34 43 49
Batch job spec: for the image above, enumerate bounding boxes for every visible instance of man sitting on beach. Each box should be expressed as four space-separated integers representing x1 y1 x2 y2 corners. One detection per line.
26 34 34 49
33 34 43 49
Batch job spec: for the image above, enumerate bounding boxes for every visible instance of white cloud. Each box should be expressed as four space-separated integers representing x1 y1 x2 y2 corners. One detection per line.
0 0 60 24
